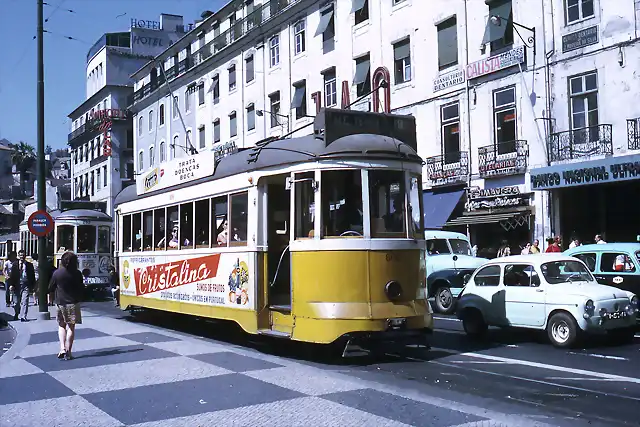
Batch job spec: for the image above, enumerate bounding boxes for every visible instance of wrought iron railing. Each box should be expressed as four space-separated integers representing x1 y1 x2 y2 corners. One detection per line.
478 140 529 177
425 151 469 186
547 124 613 162
627 118 640 150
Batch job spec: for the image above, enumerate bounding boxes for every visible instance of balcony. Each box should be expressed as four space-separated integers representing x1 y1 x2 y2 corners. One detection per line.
627 118 640 150
425 151 469 187
478 140 529 178
68 114 127 144
548 124 613 162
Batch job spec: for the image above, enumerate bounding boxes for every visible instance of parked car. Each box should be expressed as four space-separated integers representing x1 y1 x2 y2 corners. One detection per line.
425 230 488 314
456 254 638 348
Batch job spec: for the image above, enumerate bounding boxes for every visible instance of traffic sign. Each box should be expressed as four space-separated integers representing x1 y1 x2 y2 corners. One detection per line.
27 210 54 237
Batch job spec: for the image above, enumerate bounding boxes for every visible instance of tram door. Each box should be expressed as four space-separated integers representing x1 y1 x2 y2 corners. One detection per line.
265 174 293 335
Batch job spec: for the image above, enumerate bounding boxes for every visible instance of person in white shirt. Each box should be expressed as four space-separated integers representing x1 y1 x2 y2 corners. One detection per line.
594 234 606 244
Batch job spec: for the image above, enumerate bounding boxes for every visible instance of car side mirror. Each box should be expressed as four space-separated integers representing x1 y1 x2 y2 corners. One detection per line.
463 274 471 284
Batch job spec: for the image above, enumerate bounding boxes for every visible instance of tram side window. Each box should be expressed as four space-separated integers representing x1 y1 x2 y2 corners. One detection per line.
165 207 179 249
98 226 110 253
132 213 142 252
408 175 423 238
229 192 248 245
143 211 153 251
57 225 75 252
77 225 96 253
212 196 229 246
321 170 363 237
369 170 406 238
295 172 315 239
122 215 132 252
195 199 210 248
180 202 194 249
154 208 166 250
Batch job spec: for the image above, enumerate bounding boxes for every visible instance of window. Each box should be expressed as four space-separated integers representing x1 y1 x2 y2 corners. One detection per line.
160 141 166 162
90 171 95 196
77 225 96 253
138 116 143 136
393 38 411 84
138 150 144 172
179 202 194 249
321 170 363 237
230 111 237 137
269 35 280 67
437 16 458 70
172 135 179 159
212 196 228 246
122 215 132 252
450 239 472 255
229 192 248 245
354 0 369 25
212 76 220 104
292 81 307 119
103 165 107 186
165 206 178 249
393 0 406 5
245 55 254 83
269 92 281 128
566 0 594 24
441 102 461 164
541 260 593 284
294 171 315 239
293 20 306 54
493 87 517 154
159 104 165 126
143 211 153 250
185 89 192 112
246 104 255 131
195 199 210 248
427 239 450 255
199 125 206 149
154 208 166 250
323 68 337 107
57 225 74 252
198 82 205 105
213 119 221 143
574 252 596 271
407 175 423 237
482 0 514 53
148 110 153 131
98 226 110 253
149 146 155 166
475 265 501 286
601 253 637 273
229 65 237 91
172 96 179 119
316 4 335 53
97 168 101 190
353 54 371 97
504 264 540 287
569 71 598 133
369 170 406 237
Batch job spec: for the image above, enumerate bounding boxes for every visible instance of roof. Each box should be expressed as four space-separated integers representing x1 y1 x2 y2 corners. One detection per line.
54 209 112 221
565 243 640 253
114 133 421 208
0 232 19 242
424 230 468 240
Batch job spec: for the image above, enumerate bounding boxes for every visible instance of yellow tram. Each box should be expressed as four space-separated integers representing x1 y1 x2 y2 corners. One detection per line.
114 109 433 349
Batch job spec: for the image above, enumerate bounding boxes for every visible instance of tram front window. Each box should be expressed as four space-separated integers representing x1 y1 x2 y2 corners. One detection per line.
321 170 363 237
57 225 74 252
369 170 406 238
77 225 96 253
295 172 315 239
98 226 110 253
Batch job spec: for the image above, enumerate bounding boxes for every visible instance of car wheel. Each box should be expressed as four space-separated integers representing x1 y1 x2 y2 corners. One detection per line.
435 286 455 314
547 312 579 348
462 309 487 338
608 327 635 345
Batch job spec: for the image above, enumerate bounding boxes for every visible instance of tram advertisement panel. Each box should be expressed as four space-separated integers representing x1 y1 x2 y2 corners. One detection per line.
120 253 254 310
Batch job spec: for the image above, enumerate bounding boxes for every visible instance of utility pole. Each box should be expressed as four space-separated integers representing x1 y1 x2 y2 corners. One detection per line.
36 0 50 320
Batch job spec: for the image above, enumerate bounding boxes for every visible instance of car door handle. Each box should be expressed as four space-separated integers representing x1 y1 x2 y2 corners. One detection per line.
535 289 544 292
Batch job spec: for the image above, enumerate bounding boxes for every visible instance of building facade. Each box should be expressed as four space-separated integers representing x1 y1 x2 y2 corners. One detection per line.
128 0 640 255
68 14 187 219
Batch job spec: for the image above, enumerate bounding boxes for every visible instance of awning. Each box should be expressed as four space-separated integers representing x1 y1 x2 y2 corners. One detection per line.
444 211 528 226
351 0 367 13
423 189 464 229
315 9 334 36
353 58 370 85
481 1 512 45
291 84 306 109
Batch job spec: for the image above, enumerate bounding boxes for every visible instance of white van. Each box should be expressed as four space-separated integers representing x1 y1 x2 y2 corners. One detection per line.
425 230 488 314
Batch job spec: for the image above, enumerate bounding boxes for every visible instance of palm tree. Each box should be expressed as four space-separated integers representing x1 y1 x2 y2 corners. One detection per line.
9 141 36 195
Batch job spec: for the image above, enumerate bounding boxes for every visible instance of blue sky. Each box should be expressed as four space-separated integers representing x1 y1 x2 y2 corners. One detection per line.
0 0 227 150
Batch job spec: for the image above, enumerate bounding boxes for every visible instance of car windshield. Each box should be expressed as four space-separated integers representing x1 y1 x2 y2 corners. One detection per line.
450 239 472 255
636 251 640 264
540 260 594 284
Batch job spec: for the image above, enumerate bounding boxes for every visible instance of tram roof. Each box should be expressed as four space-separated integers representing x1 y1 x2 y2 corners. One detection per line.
114 132 422 208
0 232 19 242
19 209 112 226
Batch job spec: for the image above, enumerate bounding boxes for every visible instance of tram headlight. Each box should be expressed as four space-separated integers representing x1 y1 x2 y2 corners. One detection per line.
82 268 91 278
385 281 403 301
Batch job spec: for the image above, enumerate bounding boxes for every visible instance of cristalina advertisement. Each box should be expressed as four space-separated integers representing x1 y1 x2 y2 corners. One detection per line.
120 252 253 310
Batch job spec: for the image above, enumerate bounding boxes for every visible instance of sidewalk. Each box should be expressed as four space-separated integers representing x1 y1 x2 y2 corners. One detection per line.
0 305 557 427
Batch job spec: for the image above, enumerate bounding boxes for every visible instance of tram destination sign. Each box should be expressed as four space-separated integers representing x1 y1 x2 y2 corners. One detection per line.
136 150 217 195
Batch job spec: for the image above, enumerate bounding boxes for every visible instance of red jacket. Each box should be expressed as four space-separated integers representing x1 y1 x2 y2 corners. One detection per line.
545 245 561 253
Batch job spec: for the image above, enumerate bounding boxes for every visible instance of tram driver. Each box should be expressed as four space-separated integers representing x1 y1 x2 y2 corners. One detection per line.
384 197 405 233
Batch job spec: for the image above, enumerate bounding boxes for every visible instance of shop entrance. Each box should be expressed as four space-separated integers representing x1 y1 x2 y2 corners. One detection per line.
471 216 532 259
557 179 640 244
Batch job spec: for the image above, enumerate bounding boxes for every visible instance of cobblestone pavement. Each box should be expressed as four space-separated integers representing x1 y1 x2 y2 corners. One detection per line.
0 306 559 427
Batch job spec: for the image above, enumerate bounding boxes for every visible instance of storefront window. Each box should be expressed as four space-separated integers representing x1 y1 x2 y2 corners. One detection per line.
449 239 472 256
77 225 96 253
369 170 405 238
408 175 423 238
57 225 75 252
295 172 315 239
97 226 111 253
321 170 363 237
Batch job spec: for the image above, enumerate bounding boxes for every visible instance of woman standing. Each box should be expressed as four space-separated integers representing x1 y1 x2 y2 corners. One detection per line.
48 251 84 360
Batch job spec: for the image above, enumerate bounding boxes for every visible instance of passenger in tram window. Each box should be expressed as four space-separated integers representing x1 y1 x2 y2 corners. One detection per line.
384 197 405 233
216 217 229 246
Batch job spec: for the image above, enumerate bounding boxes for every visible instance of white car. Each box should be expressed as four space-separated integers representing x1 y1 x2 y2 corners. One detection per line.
456 254 639 348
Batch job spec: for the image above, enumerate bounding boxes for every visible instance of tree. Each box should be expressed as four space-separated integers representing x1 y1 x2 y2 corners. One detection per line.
9 141 36 194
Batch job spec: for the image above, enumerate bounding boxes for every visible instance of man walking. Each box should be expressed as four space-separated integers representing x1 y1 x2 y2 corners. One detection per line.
10 250 36 322
3 251 17 307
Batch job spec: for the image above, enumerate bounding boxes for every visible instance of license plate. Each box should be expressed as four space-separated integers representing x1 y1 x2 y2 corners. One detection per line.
603 311 627 320
388 318 406 329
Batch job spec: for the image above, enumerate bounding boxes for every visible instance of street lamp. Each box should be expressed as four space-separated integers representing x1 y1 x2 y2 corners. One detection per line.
488 14 536 57
256 109 290 133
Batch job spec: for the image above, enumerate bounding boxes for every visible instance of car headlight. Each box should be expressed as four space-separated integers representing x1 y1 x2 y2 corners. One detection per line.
631 295 638 307
583 299 595 318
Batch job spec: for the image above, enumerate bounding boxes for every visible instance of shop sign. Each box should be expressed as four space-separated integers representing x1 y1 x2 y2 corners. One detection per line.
469 186 520 199
530 154 640 190
131 19 161 30
89 109 128 120
433 70 466 93
136 150 217 195
466 46 525 80
562 25 599 53
466 186 529 212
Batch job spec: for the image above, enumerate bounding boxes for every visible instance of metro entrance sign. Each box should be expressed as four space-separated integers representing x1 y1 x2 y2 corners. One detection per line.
27 210 54 237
